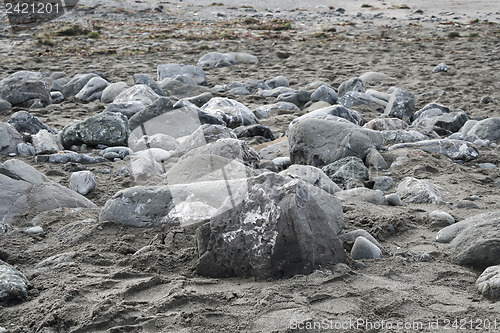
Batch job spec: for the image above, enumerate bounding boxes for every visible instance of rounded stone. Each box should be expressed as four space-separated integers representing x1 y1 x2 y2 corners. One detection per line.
350 236 382 260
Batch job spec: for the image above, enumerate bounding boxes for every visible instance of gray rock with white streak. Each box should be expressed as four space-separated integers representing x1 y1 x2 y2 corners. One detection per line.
435 211 500 269
195 172 346 279
0 260 29 303
201 97 257 128
113 84 161 106
384 87 415 123
397 177 442 204
70 170 97 195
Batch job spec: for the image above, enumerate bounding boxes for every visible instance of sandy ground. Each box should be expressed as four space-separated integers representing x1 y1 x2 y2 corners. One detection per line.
1 0 500 332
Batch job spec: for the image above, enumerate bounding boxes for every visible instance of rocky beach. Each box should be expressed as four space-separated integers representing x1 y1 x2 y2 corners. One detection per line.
1 0 500 332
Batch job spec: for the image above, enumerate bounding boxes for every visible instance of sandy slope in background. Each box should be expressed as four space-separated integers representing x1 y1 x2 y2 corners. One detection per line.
0 0 500 332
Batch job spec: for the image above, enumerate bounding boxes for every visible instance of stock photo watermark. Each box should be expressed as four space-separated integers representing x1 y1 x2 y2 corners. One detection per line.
2 0 78 31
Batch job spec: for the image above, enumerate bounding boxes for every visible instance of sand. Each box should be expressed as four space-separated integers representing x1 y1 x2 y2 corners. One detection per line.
1 0 500 332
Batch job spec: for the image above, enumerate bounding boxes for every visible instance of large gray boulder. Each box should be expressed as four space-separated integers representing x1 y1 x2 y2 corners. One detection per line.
195 172 346 279
0 260 29 303
157 64 207 85
477 265 500 301
61 112 129 148
384 87 415 123
0 159 96 224
296 105 364 126
8 111 55 135
388 139 479 161
436 211 500 269
201 97 258 128
0 122 23 155
288 117 383 167
69 170 97 195
0 71 52 107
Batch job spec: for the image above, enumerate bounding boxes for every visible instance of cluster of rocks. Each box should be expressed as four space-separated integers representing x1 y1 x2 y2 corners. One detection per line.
1 52 499 301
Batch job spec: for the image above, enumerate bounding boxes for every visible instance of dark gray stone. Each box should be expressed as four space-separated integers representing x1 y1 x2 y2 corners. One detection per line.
62 73 99 98
413 102 451 121
8 110 55 135
384 87 415 123
195 172 346 279
350 236 382 260
339 229 382 249
388 139 479 161
69 170 97 195
157 64 207 85
201 97 257 128
113 84 161 106
311 85 338 105
61 112 129 148
276 90 311 107
0 159 96 224
385 193 403 206
279 164 341 195
0 71 51 107
322 156 369 189
184 92 213 107
0 122 23 155
373 176 394 192
436 211 500 269
234 124 275 141
75 77 110 102
338 77 364 98
133 73 165 96
476 265 500 301
0 260 29 303
101 82 129 103
0 99 11 113
397 177 442 204
412 111 470 134
289 117 382 167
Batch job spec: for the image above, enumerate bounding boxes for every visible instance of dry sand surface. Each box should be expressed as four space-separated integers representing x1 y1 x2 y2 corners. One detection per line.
1 0 500 332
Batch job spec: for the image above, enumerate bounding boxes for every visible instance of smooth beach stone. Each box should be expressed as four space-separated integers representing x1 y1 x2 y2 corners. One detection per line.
159 77 209 99
337 77 364 98
476 265 500 301
335 188 388 205
266 75 289 89
16 143 35 156
183 92 213 108
62 73 99 97
276 90 311 107
311 85 338 105
105 101 146 119
258 86 295 98
385 193 403 206
201 97 257 128
253 101 299 119
365 147 388 170
340 229 382 249
25 226 44 234
234 124 275 141
0 71 51 106
157 63 207 85
365 89 391 102
430 210 455 225
413 102 451 121
359 71 393 83
101 82 129 103
350 236 382 260
0 99 12 113
322 156 369 187
433 63 450 73
463 118 500 143
75 77 110 101
293 104 364 126
197 52 258 68
388 139 479 161
133 73 164 96
127 96 174 131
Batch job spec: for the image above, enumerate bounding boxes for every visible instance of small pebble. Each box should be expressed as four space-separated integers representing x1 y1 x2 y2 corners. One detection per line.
420 253 432 262
25 226 44 234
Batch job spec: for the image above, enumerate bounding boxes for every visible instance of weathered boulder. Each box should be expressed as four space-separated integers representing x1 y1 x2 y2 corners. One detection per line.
477 265 500 301
384 87 415 123
412 111 469 134
61 112 129 148
128 97 174 131
0 71 51 106
364 118 408 131
178 124 237 153
296 105 364 126
32 129 63 154
0 122 23 155
113 84 161 106
201 97 258 128
105 101 145 119
130 133 181 153
0 159 96 224
69 171 97 195
382 129 428 145
0 260 29 303
8 111 55 135
195 172 346 279
338 91 386 112
397 177 442 204
157 64 207 85
253 102 299 119
413 102 451 121
158 77 210 99
288 118 383 167
197 52 258 68
335 188 388 205
350 236 382 260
